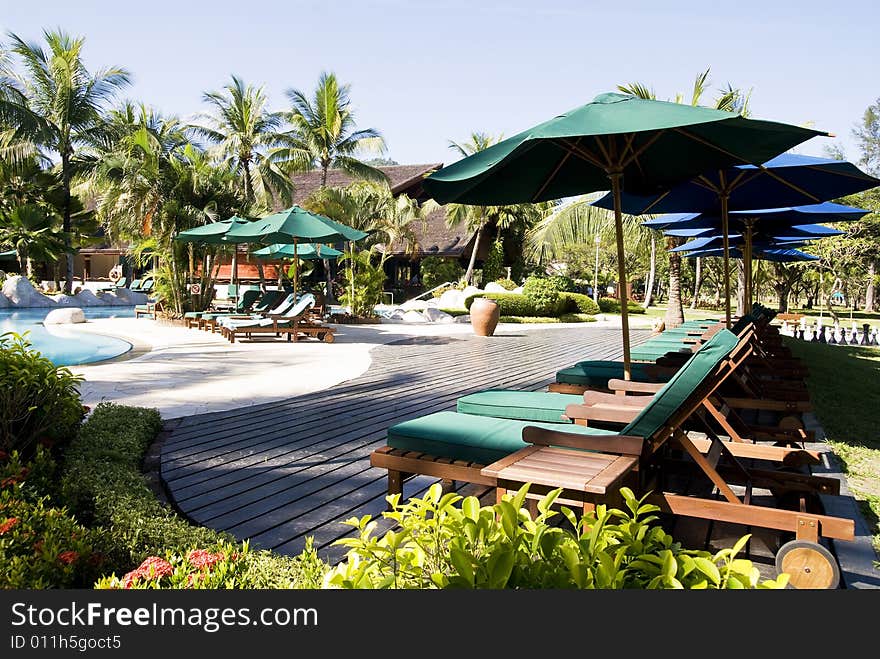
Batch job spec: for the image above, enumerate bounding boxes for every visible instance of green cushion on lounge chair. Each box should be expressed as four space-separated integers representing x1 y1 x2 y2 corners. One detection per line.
620 329 739 440
387 411 616 465
457 390 582 423
556 360 652 387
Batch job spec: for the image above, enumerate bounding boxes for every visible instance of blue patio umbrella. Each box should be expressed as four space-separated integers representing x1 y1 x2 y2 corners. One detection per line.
663 223 845 239
684 246 819 262
668 224 844 251
592 154 880 322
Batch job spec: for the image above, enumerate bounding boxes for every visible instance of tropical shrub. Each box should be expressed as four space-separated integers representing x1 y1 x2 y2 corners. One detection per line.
559 313 597 323
598 297 647 314
522 277 564 316
558 292 600 315
0 451 103 588
325 484 787 589
465 293 540 316
95 539 328 589
60 403 320 587
0 332 84 457
493 278 518 290
481 240 506 282
420 256 465 290
339 249 386 317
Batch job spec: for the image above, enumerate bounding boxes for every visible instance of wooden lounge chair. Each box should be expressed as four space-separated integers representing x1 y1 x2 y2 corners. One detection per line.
134 298 164 319
185 288 271 330
218 293 335 343
370 328 854 588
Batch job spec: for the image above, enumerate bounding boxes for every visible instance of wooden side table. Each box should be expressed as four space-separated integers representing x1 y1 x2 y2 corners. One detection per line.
481 445 638 514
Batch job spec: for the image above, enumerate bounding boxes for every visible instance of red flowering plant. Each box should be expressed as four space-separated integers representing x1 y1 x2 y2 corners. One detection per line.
0 486 100 589
95 541 249 589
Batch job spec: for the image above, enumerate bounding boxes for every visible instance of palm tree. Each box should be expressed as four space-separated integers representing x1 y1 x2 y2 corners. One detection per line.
192 76 292 209
445 132 546 284
2 29 130 292
277 72 388 301
618 69 751 326
0 204 65 277
278 72 388 187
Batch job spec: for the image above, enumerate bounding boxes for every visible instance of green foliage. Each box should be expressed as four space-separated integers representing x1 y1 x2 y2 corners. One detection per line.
499 316 561 323
559 313 598 323
59 403 317 587
438 308 470 317
598 297 647 314
0 450 103 588
420 256 465 290
493 278 518 290
558 291 600 315
340 249 386 317
481 239 506 282
466 293 541 316
325 484 786 589
0 332 84 458
522 276 564 315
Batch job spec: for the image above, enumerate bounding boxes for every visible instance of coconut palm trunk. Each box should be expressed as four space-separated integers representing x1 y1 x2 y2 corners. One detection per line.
865 260 876 312
642 234 656 308
690 257 702 309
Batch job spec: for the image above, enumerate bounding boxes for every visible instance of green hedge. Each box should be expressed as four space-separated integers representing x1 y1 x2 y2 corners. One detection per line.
466 293 570 317
60 403 324 586
598 297 646 314
559 313 598 323
558 292 600 315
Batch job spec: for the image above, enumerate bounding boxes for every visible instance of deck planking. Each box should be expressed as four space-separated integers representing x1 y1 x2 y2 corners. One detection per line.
160 326 650 563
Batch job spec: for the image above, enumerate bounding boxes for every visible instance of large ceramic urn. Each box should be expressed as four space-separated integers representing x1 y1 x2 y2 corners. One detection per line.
470 297 500 336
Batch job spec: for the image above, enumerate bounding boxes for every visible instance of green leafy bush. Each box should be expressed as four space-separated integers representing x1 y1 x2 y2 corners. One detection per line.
558 292 600 315
499 316 560 324
438 308 470 317
325 484 787 589
598 297 647 314
94 539 328 590
0 332 85 457
0 452 103 588
493 278 518 290
559 313 597 323
60 403 321 587
465 293 540 316
420 256 465 290
340 249 386 317
481 240 506 282
522 277 563 315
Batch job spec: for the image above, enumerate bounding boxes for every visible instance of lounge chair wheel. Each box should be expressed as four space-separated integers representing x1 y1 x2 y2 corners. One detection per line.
322 332 334 343
775 539 840 589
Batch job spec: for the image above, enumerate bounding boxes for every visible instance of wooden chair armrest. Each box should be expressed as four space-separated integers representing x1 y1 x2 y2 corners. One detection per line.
522 426 644 456
564 403 640 424
608 379 663 395
583 391 648 408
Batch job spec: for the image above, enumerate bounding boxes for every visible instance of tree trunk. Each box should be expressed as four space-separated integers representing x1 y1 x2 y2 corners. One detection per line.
61 152 74 294
642 235 655 308
736 260 747 316
464 224 484 285
775 286 790 313
663 237 684 328
690 257 702 309
865 260 876 312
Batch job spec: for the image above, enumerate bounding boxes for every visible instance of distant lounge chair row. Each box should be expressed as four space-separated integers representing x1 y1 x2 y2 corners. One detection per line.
183 288 335 343
369 303 855 589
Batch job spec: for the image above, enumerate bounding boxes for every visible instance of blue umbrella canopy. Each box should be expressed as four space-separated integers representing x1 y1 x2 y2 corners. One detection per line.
666 223 844 246
593 155 879 322
641 201 869 232
685 246 819 262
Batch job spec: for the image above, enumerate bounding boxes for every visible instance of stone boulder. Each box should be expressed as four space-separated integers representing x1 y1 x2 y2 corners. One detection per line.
400 299 429 311
52 294 82 307
453 314 471 324
422 308 454 324
511 286 524 294
2 275 57 307
460 285 483 301
436 289 466 310
108 287 149 305
483 282 509 293
401 310 429 323
0 293 9 308
44 307 86 324
73 289 107 306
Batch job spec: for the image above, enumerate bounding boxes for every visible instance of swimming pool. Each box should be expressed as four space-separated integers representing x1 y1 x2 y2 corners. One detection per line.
0 306 135 366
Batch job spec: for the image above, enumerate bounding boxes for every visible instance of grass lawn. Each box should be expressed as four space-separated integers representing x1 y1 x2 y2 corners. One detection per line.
785 338 880 554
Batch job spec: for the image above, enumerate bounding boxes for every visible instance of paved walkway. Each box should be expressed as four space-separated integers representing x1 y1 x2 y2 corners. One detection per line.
69 315 648 419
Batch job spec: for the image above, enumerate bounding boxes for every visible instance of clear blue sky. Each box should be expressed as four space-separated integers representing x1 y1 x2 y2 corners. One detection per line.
2 0 878 167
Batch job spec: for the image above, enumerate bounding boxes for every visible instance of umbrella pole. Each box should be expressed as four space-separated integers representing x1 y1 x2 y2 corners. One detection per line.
293 238 298 300
610 172 632 380
720 193 731 328
231 246 239 306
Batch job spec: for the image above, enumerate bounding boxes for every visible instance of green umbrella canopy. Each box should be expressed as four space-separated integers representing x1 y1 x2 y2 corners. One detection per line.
222 205 368 245
175 216 250 244
422 92 826 205
251 243 344 260
422 91 825 379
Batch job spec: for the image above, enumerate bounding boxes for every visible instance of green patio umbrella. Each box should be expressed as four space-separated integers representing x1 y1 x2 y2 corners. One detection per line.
422 91 824 378
251 243 344 293
224 206 367 300
175 215 250 291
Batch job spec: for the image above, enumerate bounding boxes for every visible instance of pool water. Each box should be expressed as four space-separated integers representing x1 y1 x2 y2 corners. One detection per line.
0 306 135 366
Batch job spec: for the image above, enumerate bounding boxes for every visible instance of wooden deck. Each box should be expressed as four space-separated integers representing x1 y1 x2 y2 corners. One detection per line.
160 326 648 563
